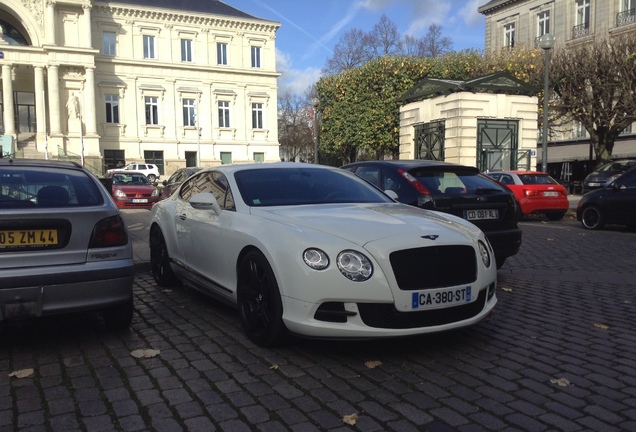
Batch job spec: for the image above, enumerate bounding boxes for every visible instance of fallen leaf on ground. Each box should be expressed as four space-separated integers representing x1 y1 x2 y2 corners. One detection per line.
550 378 571 387
594 323 609 330
131 349 160 358
546 237 554 241
341 413 358 425
9 368 34 379
501 287 513 292
269 364 279 370
365 360 382 369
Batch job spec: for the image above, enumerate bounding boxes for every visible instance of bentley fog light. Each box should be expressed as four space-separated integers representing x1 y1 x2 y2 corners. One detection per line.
303 248 329 270
478 240 491 268
337 250 373 281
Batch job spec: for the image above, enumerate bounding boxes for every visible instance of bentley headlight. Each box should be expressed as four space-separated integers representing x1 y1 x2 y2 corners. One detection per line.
478 240 491 268
337 250 373 281
303 248 329 270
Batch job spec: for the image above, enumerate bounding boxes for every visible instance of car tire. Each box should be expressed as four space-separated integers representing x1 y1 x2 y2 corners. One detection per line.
150 226 180 286
581 205 605 230
147 174 157 183
102 297 134 330
237 250 287 347
546 211 565 221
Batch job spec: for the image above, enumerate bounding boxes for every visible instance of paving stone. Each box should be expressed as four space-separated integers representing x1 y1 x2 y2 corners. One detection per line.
2 219 635 431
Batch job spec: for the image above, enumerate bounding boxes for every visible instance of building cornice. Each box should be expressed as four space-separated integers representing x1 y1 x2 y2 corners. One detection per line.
93 4 280 34
478 0 520 15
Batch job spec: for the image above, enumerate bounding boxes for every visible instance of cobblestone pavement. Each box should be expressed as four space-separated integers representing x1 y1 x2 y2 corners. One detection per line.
1 214 636 432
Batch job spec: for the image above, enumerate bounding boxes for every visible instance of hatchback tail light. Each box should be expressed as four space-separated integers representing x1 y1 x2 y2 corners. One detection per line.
524 189 539 197
397 168 435 208
398 168 430 195
89 215 128 248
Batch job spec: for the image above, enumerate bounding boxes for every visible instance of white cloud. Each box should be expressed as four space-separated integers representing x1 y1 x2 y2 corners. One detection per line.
458 0 485 27
276 49 321 97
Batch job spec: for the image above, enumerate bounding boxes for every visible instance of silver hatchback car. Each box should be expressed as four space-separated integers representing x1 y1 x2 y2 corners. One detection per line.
0 159 135 329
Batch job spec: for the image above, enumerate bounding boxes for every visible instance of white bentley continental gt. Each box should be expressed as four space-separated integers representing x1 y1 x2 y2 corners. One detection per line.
150 163 497 346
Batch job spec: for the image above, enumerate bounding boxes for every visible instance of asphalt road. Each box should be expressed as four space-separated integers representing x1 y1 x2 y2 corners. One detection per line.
1 209 635 432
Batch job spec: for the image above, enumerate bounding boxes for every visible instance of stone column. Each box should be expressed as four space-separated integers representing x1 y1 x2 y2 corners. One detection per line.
34 66 46 141
82 4 92 48
46 1 56 45
47 64 62 135
2 64 15 136
84 66 97 135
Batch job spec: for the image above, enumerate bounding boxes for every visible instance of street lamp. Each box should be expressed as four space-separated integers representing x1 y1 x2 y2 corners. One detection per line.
539 33 555 173
311 97 319 164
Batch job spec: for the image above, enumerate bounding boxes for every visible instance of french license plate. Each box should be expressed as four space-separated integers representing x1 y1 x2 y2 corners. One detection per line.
464 209 498 220
588 182 600 187
543 191 559 197
0 229 58 247
132 198 148 203
412 286 472 310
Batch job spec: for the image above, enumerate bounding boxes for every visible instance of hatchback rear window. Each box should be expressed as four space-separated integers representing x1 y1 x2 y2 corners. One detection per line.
410 169 505 196
518 174 558 185
0 167 104 209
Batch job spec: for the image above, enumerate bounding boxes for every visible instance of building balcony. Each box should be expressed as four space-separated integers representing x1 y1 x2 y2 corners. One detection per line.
616 8 636 27
572 23 591 39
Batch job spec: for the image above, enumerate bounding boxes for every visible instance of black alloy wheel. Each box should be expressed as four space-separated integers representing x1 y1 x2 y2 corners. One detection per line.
581 205 605 230
237 250 287 347
150 226 180 286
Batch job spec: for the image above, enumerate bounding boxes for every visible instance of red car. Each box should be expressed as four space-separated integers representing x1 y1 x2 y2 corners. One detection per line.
487 170 569 220
105 171 160 209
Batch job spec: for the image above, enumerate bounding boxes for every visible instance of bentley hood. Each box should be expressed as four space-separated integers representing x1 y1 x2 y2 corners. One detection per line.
251 203 481 246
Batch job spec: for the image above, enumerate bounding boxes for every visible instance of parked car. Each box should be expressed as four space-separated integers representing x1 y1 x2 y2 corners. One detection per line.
487 170 569 220
150 163 497 346
341 160 521 269
107 163 161 182
577 167 636 230
0 159 135 329
582 159 636 193
105 171 160 209
160 167 201 199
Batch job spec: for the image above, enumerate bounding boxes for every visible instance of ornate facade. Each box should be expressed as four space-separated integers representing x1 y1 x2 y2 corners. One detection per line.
0 0 281 176
478 0 636 182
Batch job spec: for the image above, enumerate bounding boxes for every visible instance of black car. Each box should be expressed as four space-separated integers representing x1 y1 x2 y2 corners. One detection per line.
160 167 201 199
577 168 636 230
341 160 521 268
582 159 636 193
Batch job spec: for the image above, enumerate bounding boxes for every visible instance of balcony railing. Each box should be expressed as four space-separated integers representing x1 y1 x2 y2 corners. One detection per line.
572 23 591 39
617 8 636 27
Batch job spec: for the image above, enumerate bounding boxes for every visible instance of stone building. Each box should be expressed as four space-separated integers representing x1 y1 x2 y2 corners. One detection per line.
399 73 540 172
0 0 281 177
478 0 636 182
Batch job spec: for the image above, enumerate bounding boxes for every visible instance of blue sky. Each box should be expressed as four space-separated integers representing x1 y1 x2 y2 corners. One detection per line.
224 0 487 97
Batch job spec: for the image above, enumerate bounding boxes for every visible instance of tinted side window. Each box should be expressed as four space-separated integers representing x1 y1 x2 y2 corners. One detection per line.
209 172 235 211
354 166 381 188
620 171 636 187
180 171 235 210
179 172 207 201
